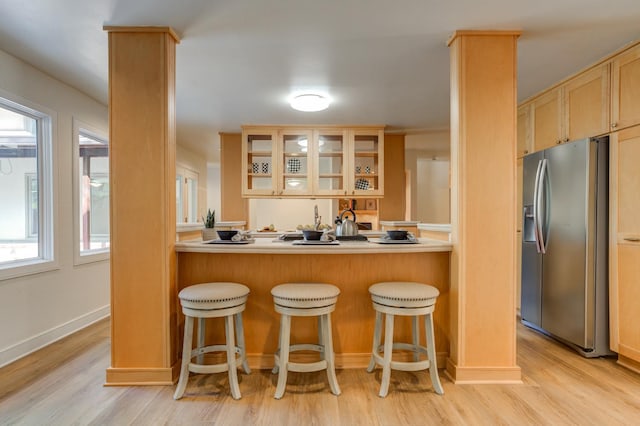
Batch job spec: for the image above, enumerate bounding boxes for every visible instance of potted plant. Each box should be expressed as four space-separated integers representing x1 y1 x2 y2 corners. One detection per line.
201 209 217 240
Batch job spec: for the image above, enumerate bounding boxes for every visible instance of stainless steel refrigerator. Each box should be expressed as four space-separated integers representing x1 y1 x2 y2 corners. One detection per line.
521 137 611 357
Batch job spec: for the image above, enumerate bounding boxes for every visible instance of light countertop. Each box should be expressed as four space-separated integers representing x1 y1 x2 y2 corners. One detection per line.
175 237 452 254
417 223 452 232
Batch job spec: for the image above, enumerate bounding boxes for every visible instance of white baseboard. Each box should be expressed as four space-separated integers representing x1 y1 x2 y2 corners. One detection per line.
0 305 110 368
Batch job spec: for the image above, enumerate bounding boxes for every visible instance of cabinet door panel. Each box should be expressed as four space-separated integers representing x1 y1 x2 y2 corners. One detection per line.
618 245 640 360
610 126 640 362
313 129 348 196
533 89 562 152
242 129 278 196
618 130 640 234
279 130 313 196
564 64 610 140
517 104 532 158
612 45 640 131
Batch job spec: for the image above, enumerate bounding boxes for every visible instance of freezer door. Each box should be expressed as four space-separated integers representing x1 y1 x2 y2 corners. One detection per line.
521 152 544 326
540 139 593 349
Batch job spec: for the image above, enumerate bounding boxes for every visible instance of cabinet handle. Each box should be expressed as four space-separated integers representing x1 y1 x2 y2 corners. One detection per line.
623 237 640 242
564 138 569 142
271 191 275 195
612 122 618 129
557 140 562 144
344 190 347 195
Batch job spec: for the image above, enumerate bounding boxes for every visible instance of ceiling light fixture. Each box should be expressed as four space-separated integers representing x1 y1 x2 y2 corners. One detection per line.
290 93 330 112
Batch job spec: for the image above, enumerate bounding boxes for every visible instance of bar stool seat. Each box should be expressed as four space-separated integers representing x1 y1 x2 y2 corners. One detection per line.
174 282 251 400
271 283 341 399
367 281 444 397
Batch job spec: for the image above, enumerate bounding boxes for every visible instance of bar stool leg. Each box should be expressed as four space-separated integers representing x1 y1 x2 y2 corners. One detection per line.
197 317 206 365
367 311 383 372
425 312 444 395
225 314 241 400
235 313 251 374
274 314 291 399
322 313 341 395
412 315 420 362
174 315 194 400
379 313 395 397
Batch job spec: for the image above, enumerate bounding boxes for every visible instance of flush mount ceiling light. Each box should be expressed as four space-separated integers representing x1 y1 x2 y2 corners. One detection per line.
290 93 330 112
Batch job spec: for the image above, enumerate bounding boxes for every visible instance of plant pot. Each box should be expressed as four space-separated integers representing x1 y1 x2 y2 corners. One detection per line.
202 228 217 241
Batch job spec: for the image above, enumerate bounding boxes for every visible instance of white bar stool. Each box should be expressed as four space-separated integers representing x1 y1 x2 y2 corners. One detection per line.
271 283 341 399
367 281 444 397
174 282 251 400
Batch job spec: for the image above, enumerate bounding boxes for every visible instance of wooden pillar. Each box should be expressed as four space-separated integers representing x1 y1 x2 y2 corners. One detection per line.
104 26 180 385
447 30 522 383
219 132 249 223
378 133 406 221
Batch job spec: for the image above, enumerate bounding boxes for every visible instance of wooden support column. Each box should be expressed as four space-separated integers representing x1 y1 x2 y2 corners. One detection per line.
378 133 406 221
447 30 522 383
219 132 249 223
104 26 180 385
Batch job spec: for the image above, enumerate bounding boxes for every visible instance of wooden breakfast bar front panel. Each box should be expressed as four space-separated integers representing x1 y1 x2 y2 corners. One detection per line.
176 249 450 369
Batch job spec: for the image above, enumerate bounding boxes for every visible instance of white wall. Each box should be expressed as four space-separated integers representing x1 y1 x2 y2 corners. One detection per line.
405 131 451 224
0 49 110 367
206 162 221 218
416 158 450 223
249 198 333 231
176 144 208 222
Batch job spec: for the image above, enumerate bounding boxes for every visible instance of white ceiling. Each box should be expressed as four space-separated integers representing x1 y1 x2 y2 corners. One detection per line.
1 0 639 162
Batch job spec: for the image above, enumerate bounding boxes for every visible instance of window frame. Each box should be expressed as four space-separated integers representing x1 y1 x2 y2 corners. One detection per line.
72 118 110 265
0 91 57 281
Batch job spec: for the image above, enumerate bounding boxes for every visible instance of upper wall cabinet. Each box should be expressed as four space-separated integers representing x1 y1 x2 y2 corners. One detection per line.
529 63 610 153
517 104 533 158
611 44 640 132
241 125 384 198
532 87 563 152
563 64 610 141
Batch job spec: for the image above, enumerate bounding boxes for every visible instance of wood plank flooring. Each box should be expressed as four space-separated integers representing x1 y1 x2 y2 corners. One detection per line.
1 318 639 425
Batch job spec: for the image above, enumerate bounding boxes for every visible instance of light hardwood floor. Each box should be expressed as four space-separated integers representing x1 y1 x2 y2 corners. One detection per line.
1 318 639 425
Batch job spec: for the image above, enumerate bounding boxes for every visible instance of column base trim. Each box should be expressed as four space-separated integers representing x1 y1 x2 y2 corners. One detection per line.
445 358 522 384
105 364 179 386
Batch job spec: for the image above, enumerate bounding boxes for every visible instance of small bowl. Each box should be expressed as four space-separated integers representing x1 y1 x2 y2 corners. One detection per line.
386 230 408 240
302 230 323 241
217 229 239 240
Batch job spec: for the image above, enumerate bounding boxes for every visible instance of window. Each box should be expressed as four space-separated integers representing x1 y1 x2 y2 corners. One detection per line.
176 165 198 223
73 120 109 263
0 95 54 278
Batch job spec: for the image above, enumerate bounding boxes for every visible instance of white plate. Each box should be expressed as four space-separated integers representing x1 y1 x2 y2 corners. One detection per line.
369 238 418 245
292 240 340 245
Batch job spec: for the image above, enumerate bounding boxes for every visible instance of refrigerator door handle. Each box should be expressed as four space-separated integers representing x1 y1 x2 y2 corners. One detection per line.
533 159 544 253
537 159 549 254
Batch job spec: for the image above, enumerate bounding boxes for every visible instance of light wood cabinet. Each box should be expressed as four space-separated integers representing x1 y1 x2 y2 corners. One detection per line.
518 63 611 151
517 104 533 158
610 125 640 370
242 125 384 198
563 63 610 140
532 88 563 152
611 44 640 132
527 63 610 153
350 128 384 197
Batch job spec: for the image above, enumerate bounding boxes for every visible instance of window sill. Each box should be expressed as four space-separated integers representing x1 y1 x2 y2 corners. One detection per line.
0 259 60 282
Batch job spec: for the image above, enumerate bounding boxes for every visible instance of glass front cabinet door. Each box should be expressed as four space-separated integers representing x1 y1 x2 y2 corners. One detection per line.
242 125 384 198
349 128 384 196
242 127 278 196
279 129 313 196
313 129 348 196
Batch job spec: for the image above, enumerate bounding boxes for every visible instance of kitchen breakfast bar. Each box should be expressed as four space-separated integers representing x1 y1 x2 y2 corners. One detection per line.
175 238 452 369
